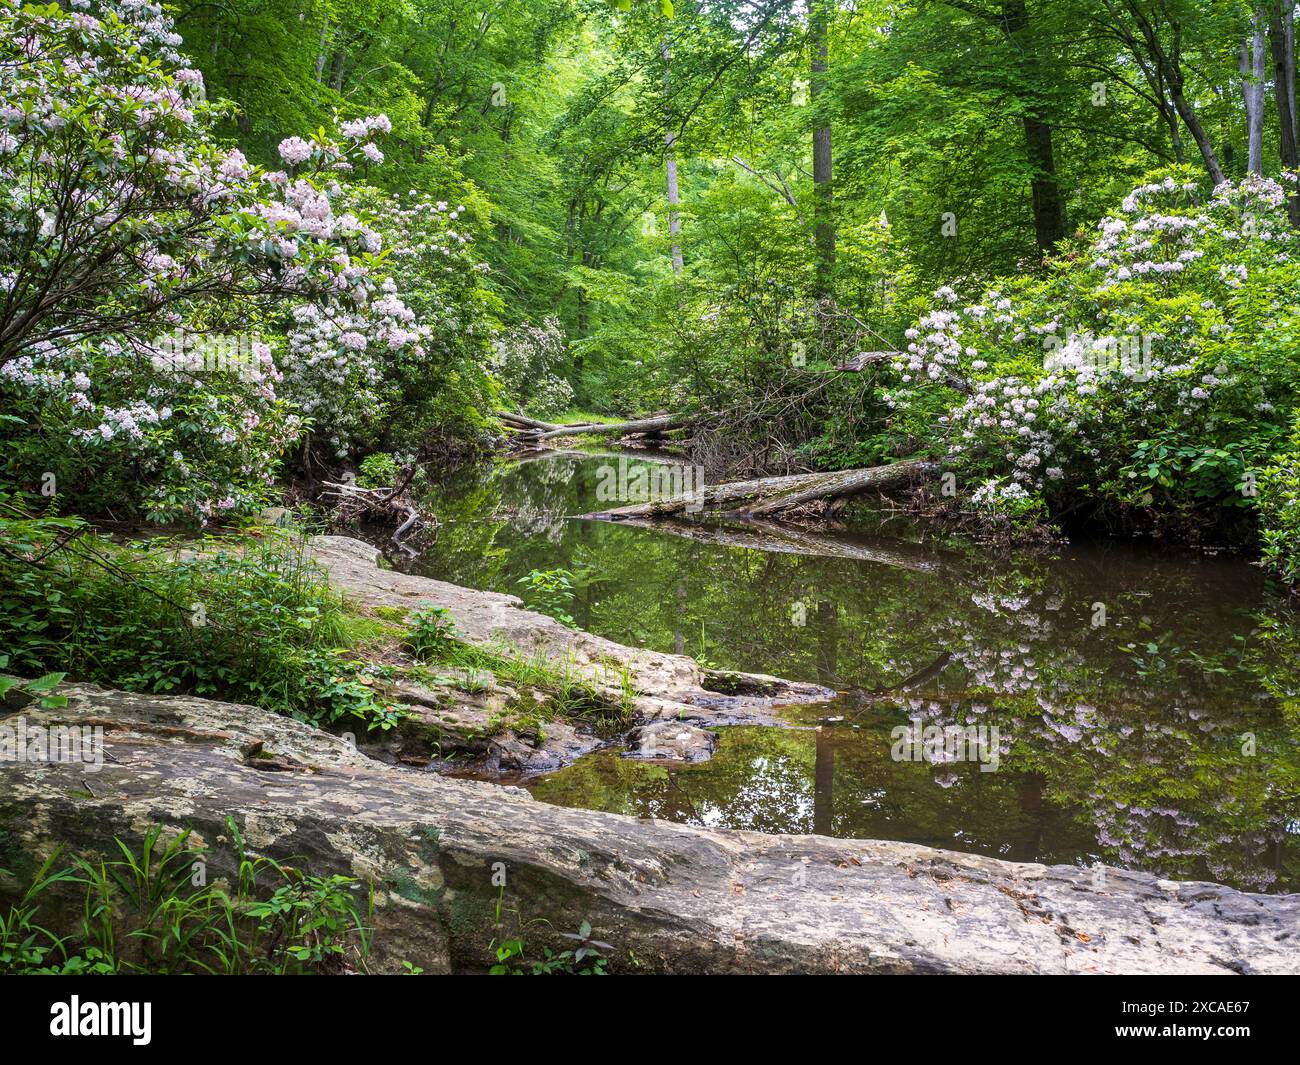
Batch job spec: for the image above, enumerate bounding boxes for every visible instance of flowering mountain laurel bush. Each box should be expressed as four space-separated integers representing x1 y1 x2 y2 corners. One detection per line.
884 167 1300 564
489 317 572 418
284 186 498 458
0 0 482 522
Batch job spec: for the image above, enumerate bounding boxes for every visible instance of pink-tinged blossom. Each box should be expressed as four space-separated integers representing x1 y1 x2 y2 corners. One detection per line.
277 136 312 166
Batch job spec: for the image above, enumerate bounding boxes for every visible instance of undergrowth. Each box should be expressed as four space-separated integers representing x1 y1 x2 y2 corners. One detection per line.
0 819 371 975
0 501 406 732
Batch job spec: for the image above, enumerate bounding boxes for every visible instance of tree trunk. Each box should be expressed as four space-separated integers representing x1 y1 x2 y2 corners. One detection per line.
1115 1 1226 185
1285 1 1298 145
1242 11 1267 174
1022 114 1068 254
663 40 683 275
330 47 346 93
314 21 330 83
1271 5 1298 169
810 0 835 292
814 725 836 836
1270 2 1300 224
594 459 935 519
1166 74 1226 185
1002 1 1068 257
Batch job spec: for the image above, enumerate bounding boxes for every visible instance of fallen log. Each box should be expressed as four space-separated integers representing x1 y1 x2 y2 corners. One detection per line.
834 350 893 372
498 411 690 441
498 411 556 431
593 459 936 519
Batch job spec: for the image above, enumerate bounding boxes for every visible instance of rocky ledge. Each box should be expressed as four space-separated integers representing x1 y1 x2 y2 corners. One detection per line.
1 685 1295 974
312 535 828 772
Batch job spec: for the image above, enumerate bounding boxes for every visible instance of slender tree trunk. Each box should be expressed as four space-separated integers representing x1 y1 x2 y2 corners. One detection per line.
1136 53 1184 161
1022 114 1068 254
810 0 835 293
1167 73 1226 185
1287 2 1298 144
1164 82 1187 162
1114 1 1225 184
1243 11 1267 174
1271 5 1298 168
1270 2 1300 223
1001 1 1068 257
662 40 683 275
314 22 330 83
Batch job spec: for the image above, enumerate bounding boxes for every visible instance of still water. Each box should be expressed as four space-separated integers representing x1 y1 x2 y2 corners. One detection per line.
413 449 1300 892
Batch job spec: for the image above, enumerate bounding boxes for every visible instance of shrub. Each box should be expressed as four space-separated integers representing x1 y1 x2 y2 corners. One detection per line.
515 568 577 627
883 168 1300 547
406 605 458 663
490 318 573 418
1259 412 1300 586
285 187 500 460
357 452 402 488
0 1 487 521
0 505 405 731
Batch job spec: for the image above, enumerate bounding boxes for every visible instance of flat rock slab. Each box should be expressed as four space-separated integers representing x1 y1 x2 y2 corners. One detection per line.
625 721 718 762
2 685 1296 974
311 535 833 726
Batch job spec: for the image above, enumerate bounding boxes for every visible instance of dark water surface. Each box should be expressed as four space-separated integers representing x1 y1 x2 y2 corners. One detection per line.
413 449 1300 892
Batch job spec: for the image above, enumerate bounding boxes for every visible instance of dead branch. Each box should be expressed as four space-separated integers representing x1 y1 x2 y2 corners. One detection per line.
320 471 437 552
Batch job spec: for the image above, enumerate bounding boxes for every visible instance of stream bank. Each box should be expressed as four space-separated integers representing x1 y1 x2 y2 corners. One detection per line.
3 532 1296 973
2 682 1296 974
308 535 831 773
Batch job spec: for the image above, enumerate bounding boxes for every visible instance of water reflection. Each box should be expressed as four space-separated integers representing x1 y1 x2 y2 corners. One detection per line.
413 450 1300 892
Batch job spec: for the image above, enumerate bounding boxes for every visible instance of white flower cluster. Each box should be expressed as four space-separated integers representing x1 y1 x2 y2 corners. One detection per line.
884 172 1297 502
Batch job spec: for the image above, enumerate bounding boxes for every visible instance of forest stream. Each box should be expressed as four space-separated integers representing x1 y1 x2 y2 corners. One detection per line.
409 448 1300 895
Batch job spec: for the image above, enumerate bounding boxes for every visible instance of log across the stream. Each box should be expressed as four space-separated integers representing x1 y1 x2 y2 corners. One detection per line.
589 459 937 519
499 410 690 442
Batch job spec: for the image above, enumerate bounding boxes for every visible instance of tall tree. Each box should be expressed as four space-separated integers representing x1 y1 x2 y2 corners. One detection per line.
664 39 684 274
1101 0 1227 185
1001 1 1069 256
933 1 1068 257
1241 9 1267 174
1269 1 1299 221
811 0 836 292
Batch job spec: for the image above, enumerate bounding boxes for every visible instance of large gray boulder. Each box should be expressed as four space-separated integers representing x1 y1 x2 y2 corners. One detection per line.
2 684 1295 974
310 535 834 727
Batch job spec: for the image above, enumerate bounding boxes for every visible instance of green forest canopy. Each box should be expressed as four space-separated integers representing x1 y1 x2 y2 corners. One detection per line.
4 0 1300 574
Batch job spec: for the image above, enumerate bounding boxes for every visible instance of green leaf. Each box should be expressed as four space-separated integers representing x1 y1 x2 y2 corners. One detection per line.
25 672 67 693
